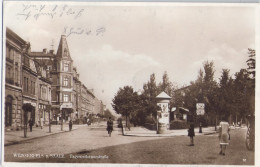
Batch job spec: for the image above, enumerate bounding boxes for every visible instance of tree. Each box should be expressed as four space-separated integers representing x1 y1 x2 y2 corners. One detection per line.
143 73 159 118
233 69 250 123
158 71 178 110
246 48 255 116
112 86 137 128
103 109 115 120
183 61 218 126
218 69 235 123
158 71 174 96
247 48 255 80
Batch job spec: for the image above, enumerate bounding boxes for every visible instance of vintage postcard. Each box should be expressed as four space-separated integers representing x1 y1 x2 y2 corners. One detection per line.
1 1 259 167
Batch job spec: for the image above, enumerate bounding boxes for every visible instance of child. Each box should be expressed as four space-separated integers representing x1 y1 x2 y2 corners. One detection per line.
188 121 195 146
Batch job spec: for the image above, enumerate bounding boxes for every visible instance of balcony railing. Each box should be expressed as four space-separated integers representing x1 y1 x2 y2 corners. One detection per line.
6 78 14 85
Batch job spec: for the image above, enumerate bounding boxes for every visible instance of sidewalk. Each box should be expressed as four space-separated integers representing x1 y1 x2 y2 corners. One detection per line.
4 124 88 146
123 126 218 137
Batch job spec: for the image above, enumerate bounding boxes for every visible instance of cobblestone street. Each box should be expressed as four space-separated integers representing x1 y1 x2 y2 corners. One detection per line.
4 122 254 165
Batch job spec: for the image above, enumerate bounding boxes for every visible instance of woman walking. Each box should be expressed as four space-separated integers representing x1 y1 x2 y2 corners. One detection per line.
107 117 113 137
188 121 195 146
219 117 230 156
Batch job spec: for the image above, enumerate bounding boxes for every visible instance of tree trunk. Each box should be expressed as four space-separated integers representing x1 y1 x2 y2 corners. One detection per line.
215 113 217 131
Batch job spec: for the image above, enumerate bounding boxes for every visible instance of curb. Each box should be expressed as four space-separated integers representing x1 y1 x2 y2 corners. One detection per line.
4 128 79 147
204 131 217 135
123 131 217 137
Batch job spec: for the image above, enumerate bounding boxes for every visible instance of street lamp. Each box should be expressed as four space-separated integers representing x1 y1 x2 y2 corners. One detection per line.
60 105 64 131
46 104 51 133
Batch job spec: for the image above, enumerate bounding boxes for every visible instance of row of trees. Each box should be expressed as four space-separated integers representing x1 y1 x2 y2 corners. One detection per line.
112 48 255 127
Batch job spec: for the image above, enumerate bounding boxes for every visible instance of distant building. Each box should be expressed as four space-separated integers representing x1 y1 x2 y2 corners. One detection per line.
171 85 191 122
94 98 104 115
35 61 52 125
86 88 95 114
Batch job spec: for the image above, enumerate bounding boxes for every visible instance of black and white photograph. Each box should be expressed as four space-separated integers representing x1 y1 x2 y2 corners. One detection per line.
1 1 258 166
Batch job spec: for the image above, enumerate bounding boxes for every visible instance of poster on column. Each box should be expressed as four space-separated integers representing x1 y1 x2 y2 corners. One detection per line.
158 103 169 124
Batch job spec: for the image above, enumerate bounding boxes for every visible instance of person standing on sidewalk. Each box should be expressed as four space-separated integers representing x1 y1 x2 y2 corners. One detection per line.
188 120 195 146
107 117 113 137
40 117 44 129
28 118 33 132
218 117 230 156
69 120 73 131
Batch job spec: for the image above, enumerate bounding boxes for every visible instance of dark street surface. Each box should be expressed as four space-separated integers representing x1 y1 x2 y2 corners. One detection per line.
4 124 254 165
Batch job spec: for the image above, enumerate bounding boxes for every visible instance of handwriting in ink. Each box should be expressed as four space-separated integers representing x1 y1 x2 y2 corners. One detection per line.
63 26 106 38
17 4 85 21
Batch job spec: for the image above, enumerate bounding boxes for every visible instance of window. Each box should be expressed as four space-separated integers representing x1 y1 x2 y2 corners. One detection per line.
63 77 69 86
31 81 33 94
23 77 29 92
9 49 14 60
64 94 69 102
23 77 26 91
64 63 69 72
7 67 11 79
15 67 18 84
6 46 10 58
26 78 29 92
64 48 68 57
42 87 47 99
47 66 52 71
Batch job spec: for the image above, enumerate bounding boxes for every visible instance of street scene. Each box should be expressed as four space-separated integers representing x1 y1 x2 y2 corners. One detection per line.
2 2 256 166
4 121 254 165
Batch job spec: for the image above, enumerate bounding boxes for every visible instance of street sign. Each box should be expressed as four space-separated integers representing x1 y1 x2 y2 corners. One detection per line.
61 103 72 109
196 108 205 115
196 103 205 109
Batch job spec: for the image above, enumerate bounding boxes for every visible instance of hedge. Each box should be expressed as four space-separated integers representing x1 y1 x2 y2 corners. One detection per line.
170 120 188 130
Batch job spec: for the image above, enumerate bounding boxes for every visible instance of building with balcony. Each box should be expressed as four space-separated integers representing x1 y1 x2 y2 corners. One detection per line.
5 28 24 129
7 29 104 127
5 28 53 130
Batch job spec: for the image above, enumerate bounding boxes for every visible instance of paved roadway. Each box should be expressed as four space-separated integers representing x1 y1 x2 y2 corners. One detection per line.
4 122 254 165
4 122 162 161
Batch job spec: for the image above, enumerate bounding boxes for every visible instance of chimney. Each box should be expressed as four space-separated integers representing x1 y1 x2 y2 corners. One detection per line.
43 48 47 54
49 50 54 54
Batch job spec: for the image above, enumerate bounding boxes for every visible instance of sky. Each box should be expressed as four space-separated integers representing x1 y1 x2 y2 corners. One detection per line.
4 2 255 112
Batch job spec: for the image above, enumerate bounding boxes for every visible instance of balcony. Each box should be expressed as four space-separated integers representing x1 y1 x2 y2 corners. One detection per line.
6 78 14 85
6 57 14 63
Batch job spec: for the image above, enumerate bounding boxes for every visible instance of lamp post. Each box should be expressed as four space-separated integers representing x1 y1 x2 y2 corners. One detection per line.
60 104 63 131
46 104 51 133
24 111 28 138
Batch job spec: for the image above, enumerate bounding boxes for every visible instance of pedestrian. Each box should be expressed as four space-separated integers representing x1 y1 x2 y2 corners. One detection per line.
188 120 195 146
218 117 230 156
107 117 113 137
28 118 33 132
69 120 73 131
40 117 44 129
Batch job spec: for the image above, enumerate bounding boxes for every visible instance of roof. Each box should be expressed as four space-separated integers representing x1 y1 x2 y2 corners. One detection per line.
56 35 72 59
179 107 189 112
156 91 171 99
172 107 189 114
6 27 27 46
30 52 54 57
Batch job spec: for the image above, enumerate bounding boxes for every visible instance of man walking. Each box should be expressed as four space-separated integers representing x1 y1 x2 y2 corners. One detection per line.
28 118 33 132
